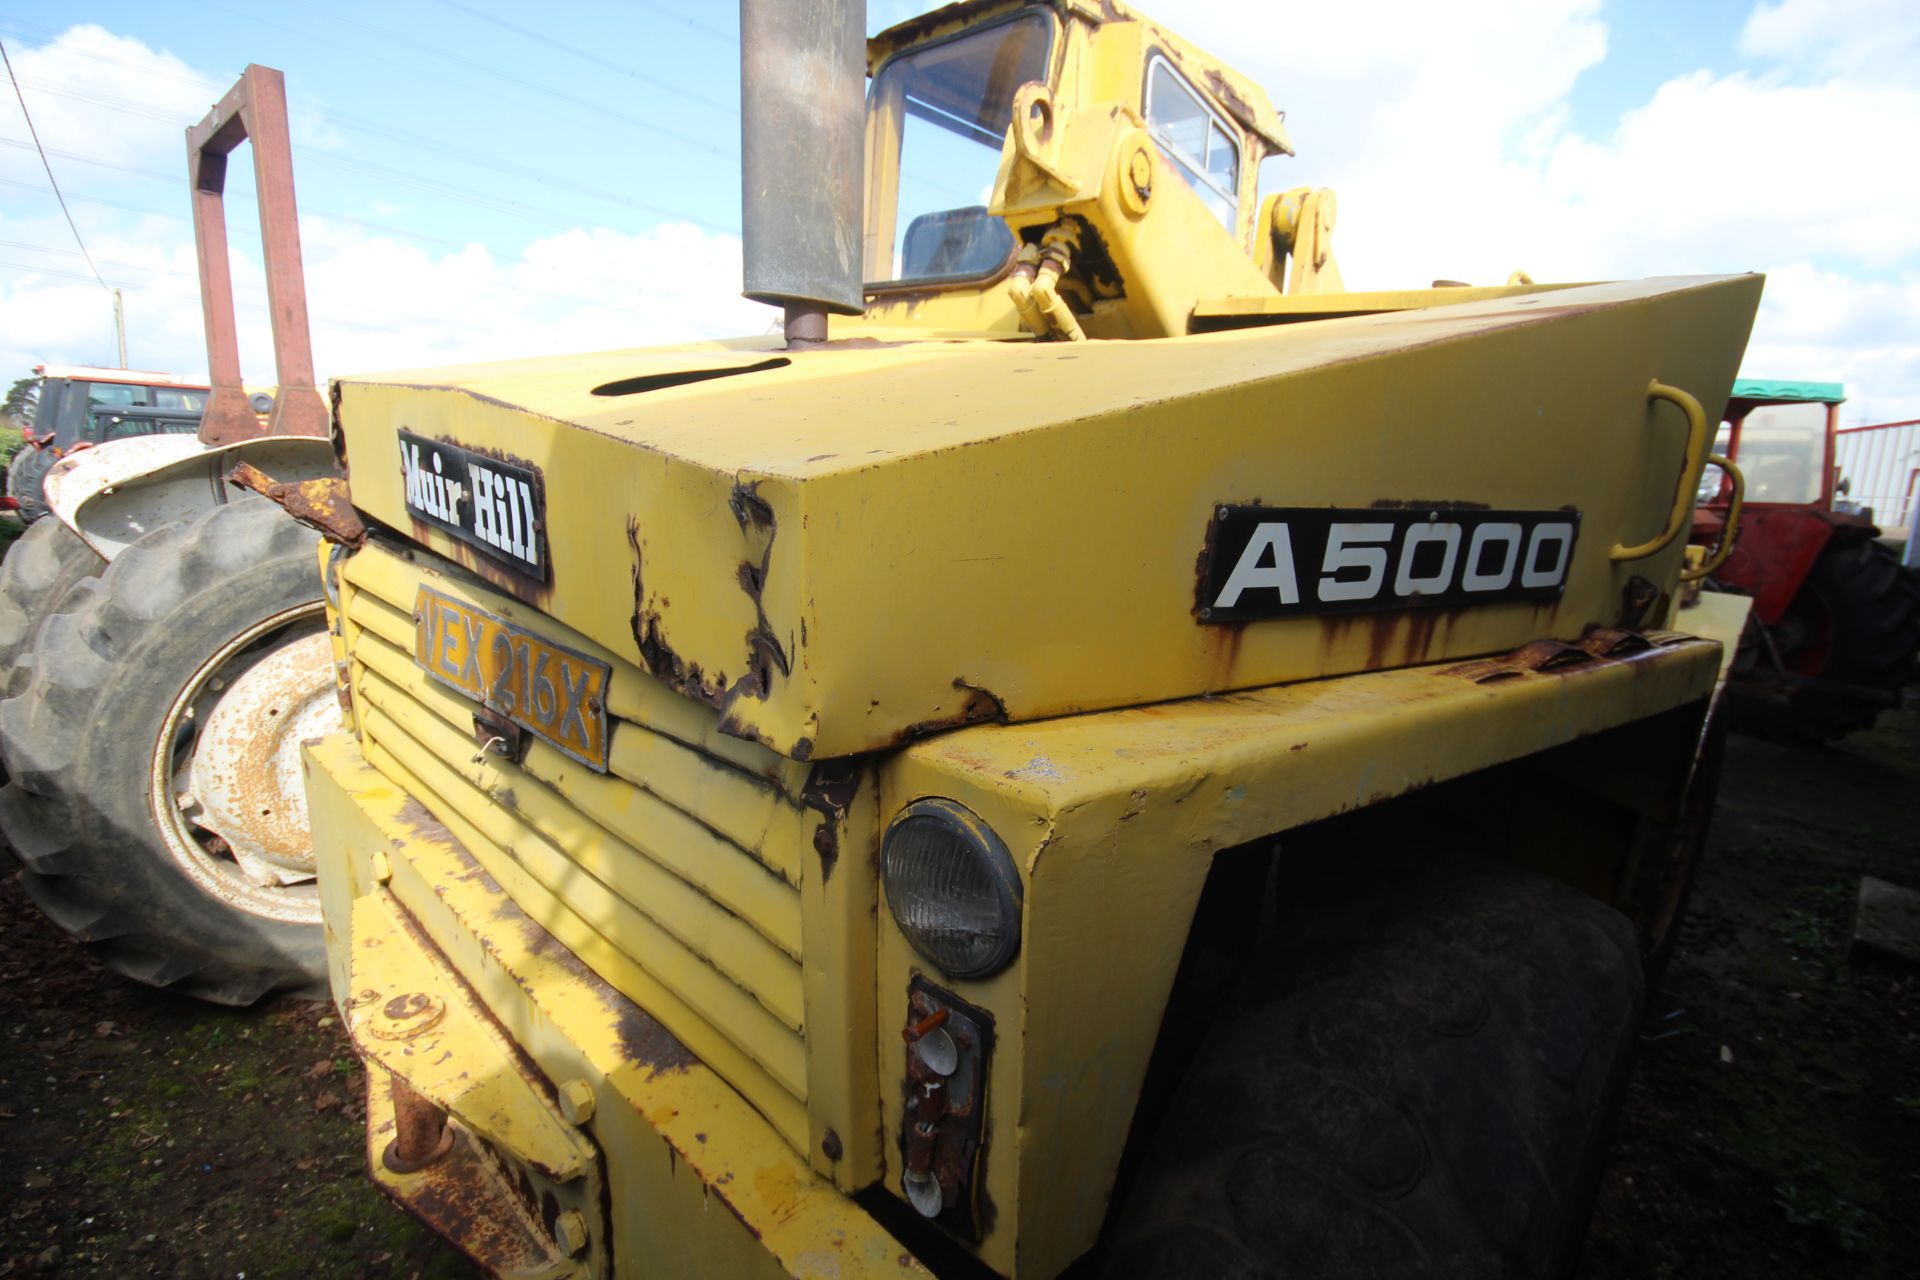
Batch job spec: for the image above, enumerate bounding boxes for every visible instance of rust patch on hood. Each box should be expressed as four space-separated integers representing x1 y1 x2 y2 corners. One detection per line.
880 677 1010 751
619 483 795 734
712 480 795 748
625 515 728 708
729 480 790 696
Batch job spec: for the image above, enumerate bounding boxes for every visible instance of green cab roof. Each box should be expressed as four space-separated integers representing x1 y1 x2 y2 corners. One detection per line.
1732 378 1845 404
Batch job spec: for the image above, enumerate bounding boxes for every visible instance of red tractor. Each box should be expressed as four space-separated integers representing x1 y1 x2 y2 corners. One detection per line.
1692 379 1920 738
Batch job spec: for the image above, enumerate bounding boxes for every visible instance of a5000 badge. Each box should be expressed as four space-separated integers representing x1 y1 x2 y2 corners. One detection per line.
1199 506 1581 622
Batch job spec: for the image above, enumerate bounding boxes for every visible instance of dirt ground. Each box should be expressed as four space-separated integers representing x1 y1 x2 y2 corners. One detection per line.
2 711 1917 1278
1580 705 1920 1280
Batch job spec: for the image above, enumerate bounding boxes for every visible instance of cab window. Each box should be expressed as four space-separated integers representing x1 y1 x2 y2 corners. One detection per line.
83 381 149 408
865 13 1051 285
1731 403 1829 505
76 382 207 443
1145 55 1240 230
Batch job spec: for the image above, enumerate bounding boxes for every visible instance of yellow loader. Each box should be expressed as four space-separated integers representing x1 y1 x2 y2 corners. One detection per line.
297 2 1759 1275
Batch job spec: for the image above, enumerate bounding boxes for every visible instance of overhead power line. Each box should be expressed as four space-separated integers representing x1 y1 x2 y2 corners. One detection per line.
632 0 735 47
0 35 108 291
5 74 740 235
430 0 737 116
187 0 734 169
0 131 736 242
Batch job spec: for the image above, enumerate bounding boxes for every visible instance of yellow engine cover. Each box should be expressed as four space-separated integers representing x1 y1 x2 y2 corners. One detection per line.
332 273 1760 762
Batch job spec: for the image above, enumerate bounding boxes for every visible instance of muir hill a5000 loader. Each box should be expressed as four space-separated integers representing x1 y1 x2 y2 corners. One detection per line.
296 3 1761 1276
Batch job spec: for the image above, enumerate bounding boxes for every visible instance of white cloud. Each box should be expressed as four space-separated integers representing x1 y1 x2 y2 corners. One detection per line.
0 26 222 176
0 25 770 390
5 9 1917 425
292 219 771 377
1741 263 1920 422
1740 0 1920 79
1164 0 1920 423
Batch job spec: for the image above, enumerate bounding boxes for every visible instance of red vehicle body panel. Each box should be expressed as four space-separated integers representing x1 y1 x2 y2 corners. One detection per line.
1693 505 1873 624
1693 396 1868 624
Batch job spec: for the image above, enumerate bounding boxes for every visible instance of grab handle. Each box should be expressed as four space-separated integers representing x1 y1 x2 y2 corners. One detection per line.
1613 379 1712 562
1679 455 1745 582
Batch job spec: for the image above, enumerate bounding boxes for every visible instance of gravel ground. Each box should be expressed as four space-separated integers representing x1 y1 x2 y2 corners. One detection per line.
2 709 1915 1278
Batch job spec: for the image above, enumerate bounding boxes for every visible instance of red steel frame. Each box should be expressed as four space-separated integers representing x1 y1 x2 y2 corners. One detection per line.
187 64 328 447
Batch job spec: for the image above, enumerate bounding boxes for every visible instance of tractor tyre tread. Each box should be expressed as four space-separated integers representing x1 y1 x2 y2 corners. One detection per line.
1787 537 1920 739
1107 853 1642 1280
4 444 54 525
0 517 103 697
0 496 324 1005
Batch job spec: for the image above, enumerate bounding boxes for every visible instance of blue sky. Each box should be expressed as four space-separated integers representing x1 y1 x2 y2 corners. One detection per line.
2 0 1917 430
1 1 754 318
1563 0 1754 137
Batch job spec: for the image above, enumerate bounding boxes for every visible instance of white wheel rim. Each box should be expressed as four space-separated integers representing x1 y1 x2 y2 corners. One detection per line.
146 602 338 925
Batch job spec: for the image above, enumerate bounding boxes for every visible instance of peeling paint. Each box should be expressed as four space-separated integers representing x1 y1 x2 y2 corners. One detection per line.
799 758 865 882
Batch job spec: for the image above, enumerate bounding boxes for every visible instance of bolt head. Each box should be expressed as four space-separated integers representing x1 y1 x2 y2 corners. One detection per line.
558 1079 595 1126
553 1209 589 1257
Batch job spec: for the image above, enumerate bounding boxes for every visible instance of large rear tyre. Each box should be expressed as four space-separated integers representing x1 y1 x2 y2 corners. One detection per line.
0 497 335 1004
1106 854 1641 1280
0 517 104 695
1771 537 1920 740
4 443 55 525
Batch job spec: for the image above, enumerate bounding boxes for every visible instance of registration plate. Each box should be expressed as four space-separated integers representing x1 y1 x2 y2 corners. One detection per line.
413 586 611 770
1200 505 1581 622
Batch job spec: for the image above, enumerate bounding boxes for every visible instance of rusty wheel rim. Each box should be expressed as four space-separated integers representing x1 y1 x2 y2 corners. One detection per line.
146 601 337 925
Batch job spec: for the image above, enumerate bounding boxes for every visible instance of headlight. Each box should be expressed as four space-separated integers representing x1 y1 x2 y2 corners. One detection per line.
881 799 1022 980
248 391 275 415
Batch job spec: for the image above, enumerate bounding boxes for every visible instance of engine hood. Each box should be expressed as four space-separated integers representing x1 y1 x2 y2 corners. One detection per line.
332 274 1763 760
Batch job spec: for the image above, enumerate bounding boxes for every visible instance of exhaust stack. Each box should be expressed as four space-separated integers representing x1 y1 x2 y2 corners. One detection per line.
739 0 866 346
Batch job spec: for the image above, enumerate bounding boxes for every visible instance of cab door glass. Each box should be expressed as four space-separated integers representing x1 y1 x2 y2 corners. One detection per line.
865 14 1051 285
80 381 149 443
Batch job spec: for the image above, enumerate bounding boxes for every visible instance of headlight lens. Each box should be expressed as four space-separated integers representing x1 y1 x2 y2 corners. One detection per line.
881 799 1022 980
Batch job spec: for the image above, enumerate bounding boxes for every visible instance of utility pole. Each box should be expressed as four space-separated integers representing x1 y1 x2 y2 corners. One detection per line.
113 287 127 368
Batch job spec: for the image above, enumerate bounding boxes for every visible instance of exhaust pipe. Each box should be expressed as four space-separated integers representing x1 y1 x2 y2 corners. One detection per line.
739 0 866 347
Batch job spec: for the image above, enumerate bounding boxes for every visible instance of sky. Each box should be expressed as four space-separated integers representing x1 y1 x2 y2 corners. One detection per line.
0 0 1916 423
